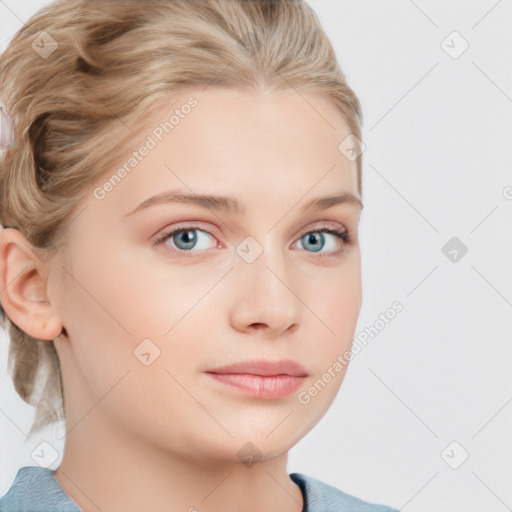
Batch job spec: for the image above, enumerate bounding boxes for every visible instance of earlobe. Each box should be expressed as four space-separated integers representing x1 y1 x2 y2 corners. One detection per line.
0 227 63 341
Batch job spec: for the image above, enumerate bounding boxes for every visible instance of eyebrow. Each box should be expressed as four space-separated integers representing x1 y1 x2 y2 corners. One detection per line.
124 189 363 217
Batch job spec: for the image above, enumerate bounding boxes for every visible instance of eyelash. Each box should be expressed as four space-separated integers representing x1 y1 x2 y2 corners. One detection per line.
153 222 352 259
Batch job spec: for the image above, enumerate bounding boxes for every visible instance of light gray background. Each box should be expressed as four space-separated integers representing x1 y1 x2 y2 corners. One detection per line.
1 1 511 511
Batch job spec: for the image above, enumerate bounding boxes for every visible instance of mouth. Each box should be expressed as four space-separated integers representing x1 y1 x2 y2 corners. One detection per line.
205 359 309 399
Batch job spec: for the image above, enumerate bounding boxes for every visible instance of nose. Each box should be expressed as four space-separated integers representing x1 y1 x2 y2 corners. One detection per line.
228 240 302 337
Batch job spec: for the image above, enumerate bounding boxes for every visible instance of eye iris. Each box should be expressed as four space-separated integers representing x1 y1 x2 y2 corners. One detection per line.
302 232 324 252
174 229 197 250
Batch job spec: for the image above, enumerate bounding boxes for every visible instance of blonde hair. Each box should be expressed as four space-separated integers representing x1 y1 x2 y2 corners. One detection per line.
0 0 363 437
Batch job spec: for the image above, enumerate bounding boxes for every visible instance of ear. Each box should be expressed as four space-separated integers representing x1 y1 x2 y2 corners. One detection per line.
0 227 63 340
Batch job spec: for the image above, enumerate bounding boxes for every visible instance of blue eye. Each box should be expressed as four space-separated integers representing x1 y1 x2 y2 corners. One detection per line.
153 225 351 257
295 229 351 253
157 228 216 251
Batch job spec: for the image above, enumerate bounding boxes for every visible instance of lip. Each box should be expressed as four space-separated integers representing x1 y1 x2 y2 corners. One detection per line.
206 359 309 377
205 359 309 399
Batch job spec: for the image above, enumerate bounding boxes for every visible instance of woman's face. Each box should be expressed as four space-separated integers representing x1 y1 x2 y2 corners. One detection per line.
51 87 362 463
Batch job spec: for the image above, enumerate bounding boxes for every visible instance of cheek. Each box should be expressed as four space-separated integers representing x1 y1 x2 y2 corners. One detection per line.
59 232 223 374
294 269 361 424
107 239 232 335
56 245 148 396
308 258 362 343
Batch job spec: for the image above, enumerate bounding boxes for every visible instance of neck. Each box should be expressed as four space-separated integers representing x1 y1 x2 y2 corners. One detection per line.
54 410 304 512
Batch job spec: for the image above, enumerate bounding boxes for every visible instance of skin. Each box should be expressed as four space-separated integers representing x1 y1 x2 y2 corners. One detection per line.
0 87 363 512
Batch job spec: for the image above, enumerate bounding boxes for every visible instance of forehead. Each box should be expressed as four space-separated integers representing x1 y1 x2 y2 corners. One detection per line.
80 87 360 232
154 86 353 148
127 86 357 189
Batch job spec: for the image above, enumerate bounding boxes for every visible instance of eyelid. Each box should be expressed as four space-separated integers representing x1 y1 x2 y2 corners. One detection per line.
295 219 347 238
152 218 350 252
152 220 219 247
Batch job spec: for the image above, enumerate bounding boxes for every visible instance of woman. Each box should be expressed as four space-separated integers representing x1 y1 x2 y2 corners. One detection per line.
0 0 398 510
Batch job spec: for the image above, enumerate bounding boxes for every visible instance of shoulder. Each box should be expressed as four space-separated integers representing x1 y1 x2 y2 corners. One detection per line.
0 466 81 512
290 472 399 512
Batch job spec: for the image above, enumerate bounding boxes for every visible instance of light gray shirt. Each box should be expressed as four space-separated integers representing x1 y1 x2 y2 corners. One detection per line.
0 466 399 511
